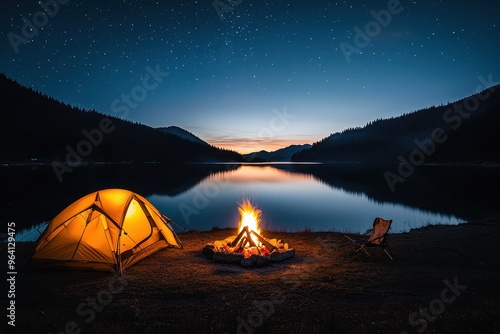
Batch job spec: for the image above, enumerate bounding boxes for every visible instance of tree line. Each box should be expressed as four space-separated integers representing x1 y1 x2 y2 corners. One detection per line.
0 73 242 163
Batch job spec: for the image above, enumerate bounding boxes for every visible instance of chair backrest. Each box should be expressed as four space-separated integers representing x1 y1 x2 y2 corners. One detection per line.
367 217 392 245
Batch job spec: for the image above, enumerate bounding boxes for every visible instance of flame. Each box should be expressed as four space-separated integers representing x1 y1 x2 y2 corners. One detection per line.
237 199 262 245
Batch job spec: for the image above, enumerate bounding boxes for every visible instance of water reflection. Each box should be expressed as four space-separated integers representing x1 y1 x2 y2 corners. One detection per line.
4 163 499 240
1 163 237 233
285 163 500 221
147 164 464 233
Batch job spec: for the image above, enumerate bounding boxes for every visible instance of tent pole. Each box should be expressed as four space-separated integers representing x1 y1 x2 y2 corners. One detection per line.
117 229 122 276
162 214 205 244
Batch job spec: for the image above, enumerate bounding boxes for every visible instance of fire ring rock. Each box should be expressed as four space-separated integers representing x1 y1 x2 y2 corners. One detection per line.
240 258 254 267
202 244 216 259
212 251 245 264
270 249 295 262
252 254 271 267
202 200 295 267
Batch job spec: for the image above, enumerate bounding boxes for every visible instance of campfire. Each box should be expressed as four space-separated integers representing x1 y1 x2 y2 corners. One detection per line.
202 199 295 267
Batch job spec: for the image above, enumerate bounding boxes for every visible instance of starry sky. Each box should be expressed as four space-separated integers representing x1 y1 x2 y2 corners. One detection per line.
1 0 499 153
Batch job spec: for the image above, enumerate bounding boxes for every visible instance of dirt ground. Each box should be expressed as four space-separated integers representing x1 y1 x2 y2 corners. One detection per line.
7 220 500 334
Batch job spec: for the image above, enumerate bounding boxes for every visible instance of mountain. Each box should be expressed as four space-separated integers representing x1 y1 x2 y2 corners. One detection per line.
157 126 209 146
243 144 312 162
292 85 500 163
0 73 242 164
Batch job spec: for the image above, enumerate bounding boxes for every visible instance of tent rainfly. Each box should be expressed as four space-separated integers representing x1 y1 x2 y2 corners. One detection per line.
31 188 182 272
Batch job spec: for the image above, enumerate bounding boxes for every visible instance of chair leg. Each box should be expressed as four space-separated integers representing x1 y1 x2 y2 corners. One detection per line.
356 245 373 259
351 243 362 255
350 240 394 260
352 243 363 255
383 245 394 260
346 235 394 261
360 245 393 260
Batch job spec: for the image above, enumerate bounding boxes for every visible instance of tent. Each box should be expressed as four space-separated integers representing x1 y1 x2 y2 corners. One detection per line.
31 188 182 272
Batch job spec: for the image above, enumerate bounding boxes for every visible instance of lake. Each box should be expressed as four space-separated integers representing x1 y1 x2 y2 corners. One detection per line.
3 163 499 241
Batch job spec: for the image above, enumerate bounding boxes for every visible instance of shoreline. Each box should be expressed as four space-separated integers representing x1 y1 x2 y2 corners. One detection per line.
8 220 500 333
2 160 500 167
6 218 476 244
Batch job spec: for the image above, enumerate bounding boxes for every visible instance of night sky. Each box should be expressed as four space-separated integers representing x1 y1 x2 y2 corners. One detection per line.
1 0 499 153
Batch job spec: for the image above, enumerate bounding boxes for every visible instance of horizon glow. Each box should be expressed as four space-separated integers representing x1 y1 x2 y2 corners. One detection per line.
1 0 499 154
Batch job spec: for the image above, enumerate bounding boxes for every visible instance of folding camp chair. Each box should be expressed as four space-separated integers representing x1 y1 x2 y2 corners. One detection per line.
345 217 394 260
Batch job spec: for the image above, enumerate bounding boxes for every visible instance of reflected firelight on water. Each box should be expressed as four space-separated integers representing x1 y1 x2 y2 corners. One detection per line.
147 164 463 234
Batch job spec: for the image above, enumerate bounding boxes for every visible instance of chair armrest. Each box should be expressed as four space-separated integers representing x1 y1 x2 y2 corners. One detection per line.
369 234 386 243
345 235 365 244
363 228 373 235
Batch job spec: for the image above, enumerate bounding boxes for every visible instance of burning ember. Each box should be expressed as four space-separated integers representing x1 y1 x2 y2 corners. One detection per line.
202 200 295 267
238 199 262 246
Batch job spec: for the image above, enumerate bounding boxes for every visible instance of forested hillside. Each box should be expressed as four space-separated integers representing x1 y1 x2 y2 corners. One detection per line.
0 73 241 164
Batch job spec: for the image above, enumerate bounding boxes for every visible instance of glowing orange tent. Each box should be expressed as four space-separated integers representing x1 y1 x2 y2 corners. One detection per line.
31 189 182 272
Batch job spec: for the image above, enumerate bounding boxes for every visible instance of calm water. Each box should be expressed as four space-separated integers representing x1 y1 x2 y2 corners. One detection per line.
148 164 461 233
7 164 500 241
7 162 499 242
